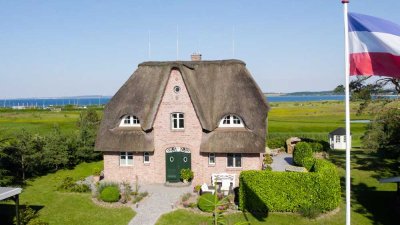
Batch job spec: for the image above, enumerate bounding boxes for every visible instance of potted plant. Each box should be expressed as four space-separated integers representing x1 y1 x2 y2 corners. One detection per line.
180 168 194 183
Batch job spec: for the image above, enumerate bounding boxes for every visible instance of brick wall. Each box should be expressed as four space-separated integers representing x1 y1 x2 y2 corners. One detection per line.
103 69 262 187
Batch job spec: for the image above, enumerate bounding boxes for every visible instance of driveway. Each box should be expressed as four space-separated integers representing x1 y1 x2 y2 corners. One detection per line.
271 153 293 171
128 184 192 225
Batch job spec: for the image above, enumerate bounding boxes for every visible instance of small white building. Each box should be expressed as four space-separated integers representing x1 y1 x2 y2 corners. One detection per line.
329 127 351 150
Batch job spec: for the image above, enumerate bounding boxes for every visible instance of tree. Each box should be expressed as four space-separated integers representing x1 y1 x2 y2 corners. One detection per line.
76 108 102 162
376 77 400 95
362 100 400 176
4 130 43 181
0 137 13 185
333 85 345 94
42 126 69 170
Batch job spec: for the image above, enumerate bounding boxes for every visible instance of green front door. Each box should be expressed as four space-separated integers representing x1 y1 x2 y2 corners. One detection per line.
166 147 191 182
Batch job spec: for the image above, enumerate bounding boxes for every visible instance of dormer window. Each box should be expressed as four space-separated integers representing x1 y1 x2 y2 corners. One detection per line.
219 115 244 128
120 115 140 127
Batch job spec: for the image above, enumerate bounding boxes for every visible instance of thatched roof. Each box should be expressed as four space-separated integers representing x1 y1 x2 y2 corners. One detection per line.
95 59 269 153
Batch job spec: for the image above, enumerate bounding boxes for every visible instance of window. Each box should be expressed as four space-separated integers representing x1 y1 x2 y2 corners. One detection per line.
343 136 346 143
208 153 215 165
227 153 241 168
335 135 341 143
219 115 244 127
143 152 150 163
120 152 133 166
171 113 184 129
120 115 140 127
173 86 181 93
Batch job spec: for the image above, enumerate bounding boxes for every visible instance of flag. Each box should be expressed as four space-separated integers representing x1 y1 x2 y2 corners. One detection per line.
348 12 400 78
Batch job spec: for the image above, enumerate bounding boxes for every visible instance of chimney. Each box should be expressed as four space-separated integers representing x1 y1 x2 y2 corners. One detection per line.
191 53 202 61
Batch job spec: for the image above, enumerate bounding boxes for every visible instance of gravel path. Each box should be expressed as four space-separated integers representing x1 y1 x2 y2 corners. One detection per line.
128 184 192 225
271 153 293 171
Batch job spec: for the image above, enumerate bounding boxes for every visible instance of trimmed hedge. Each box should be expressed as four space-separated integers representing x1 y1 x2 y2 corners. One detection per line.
293 142 314 170
267 137 286 149
100 186 120 202
197 193 216 212
239 159 341 213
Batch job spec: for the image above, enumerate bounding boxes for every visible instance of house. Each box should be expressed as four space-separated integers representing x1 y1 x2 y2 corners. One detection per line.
95 57 269 187
329 127 351 150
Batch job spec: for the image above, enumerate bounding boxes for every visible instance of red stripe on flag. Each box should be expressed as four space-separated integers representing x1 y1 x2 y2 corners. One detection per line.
350 52 400 78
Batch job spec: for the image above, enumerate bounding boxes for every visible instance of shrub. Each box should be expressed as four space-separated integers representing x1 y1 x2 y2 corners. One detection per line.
293 142 314 170
92 167 102 176
299 204 322 219
100 186 120 202
14 205 37 225
120 182 132 204
267 137 286 149
70 183 90 193
239 159 341 213
57 177 90 193
180 168 194 181
198 193 216 212
309 142 323 152
132 191 148 204
27 219 49 225
97 181 119 195
263 154 273 165
302 157 316 171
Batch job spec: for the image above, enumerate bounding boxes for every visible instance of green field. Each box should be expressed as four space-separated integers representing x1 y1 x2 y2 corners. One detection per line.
267 101 372 146
0 108 103 135
1 101 398 225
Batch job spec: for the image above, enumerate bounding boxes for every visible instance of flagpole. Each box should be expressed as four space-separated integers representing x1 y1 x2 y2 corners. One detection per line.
342 1 351 225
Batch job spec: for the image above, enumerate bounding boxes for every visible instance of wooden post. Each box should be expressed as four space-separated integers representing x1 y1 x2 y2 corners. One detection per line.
14 195 20 225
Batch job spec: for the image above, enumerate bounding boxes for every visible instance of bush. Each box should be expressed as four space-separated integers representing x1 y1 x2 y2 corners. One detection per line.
239 159 341 213
27 219 49 225
293 142 314 170
267 137 286 149
198 193 216 212
97 181 119 195
100 186 120 202
14 205 37 225
57 177 90 193
180 168 194 181
302 157 316 171
309 142 323 152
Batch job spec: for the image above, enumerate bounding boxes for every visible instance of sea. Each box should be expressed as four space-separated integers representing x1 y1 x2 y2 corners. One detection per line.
0 95 397 108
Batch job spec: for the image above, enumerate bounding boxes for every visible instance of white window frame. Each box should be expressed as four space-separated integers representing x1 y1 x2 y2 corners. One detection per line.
120 152 133 166
119 115 140 127
208 153 216 165
171 112 184 130
219 115 244 128
143 152 150 164
335 135 341 143
227 153 242 168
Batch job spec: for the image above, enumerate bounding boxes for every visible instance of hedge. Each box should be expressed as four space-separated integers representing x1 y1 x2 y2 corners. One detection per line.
239 159 341 213
293 142 314 170
100 186 120 202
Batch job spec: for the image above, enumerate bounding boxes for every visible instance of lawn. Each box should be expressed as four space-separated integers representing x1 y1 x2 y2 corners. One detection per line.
0 161 135 225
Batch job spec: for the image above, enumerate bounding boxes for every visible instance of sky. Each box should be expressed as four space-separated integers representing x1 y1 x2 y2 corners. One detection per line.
1 0 400 99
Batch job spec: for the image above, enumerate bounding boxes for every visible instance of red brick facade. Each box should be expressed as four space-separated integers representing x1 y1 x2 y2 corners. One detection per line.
103 69 262 186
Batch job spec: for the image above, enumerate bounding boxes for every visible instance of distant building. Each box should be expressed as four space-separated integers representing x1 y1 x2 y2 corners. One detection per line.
329 127 351 150
95 58 269 187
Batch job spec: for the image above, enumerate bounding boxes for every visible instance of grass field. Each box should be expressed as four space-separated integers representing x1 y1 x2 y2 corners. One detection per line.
0 108 103 135
0 161 135 225
267 101 372 146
